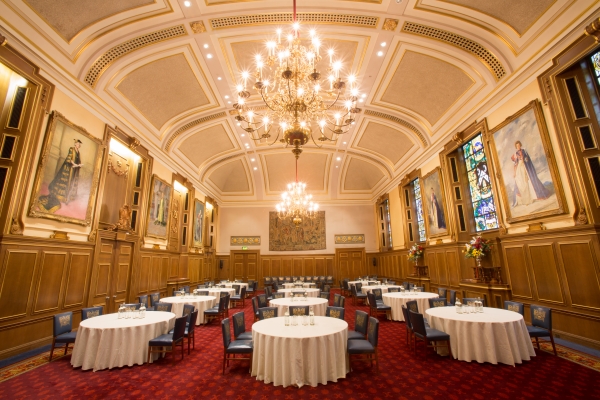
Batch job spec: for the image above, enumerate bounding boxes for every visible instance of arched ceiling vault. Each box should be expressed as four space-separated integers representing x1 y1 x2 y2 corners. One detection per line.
2 0 595 205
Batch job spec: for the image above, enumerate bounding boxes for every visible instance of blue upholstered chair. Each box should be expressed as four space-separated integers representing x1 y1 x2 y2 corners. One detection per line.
326 306 345 320
219 291 229 298
147 315 186 364
230 287 246 308
326 275 334 285
401 306 413 348
415 286 424 292
124 303 141 310
348 310 368 340
333 294 345 308
257 294 268 308
409 310 451 357
182 304 195 322
49 312 77 362
138 295 149 307
257 307 278 320
264 276 272 287
232 312 252 341
197 290 209 296
449 290 457 306
154 302 173 312
372 289 384 305
320 291 331 302
367 292 391 319
462 297 486 307
204 295 229 324
388 287 400 293
402 281 410 289
428 298 448 308
251 296 260 321
351 284 367 305
289 306 309 316
405 300 419 313
504 300 524 316
150 292 160 306
264 286 273 301
246 281 256 297
272 292 285 299
221 318 253 374
388 280 396 285
437 288 447 300
179 285 190 293
347 316 379 373
184 311 198 354
81 306 103 321
528 305 557 355
341 279 350 296
232 284 241 295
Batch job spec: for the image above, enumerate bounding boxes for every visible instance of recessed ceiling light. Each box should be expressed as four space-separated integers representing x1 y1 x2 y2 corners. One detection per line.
227 101 231 104
377 51 383 57
184 1 191 7
241 133 245 137
343 142 347 145
203 44 209 49
359 99 364 103
251 158 255 162
206 54 213 59
253 167 258 170
225 95 229 99
336 166 338 168
381 42 387 47
237 122 241 126
217 76 222 80
361 94 366 98
336 157 341 161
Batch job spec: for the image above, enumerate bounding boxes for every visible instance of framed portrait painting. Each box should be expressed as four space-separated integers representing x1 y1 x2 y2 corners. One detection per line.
146 175 172 239
28 111 104 226
421 167 449 238
489 100 567 223
192 199 204 247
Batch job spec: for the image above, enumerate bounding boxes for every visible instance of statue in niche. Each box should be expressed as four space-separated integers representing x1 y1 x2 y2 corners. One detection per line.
109 204 132 232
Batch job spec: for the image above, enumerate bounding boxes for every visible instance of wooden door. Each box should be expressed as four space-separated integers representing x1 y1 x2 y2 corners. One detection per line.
335 248 366 280
230 250 259 282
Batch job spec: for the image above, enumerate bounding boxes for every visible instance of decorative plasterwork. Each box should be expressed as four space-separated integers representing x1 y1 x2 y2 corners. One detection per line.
231 236 261 245
190 21 206 34
178 123 237 169
206 158 253 195
363 110 428 146
382 18 399 31
209 13 379 30
334 234 365 244
341 156 387 192
353 121 415 166
165 112 226 151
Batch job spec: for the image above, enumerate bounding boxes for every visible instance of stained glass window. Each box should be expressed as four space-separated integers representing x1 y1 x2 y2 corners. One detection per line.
591 50 600 87
462 133 499 231
412 178 426 242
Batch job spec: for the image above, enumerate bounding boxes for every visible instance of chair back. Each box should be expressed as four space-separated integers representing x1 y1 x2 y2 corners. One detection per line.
180 285 190 293
264 286 272 298
197 290 209 296
81 306 103 321
292 291 305 297
252 296 259 316
221 295 231 311
504 300 524 316
354 310 368 335
53 312 73 337
273 292 285 299
437 288 447 299
326 306 345 319
172 316 187 342
221 318 232 348
155 302 173 312
339 295 346 308
381 278 388 284
355 282 363 291
232 284 240 295
182 304 195 321
124 303 141 310
531 305 552 330
351 285 358 297
333 293 341 306
138 295 149 307
265 277 272 284
367 317 379 347
320 291 330 301
373 289 383 301
220 291 229 298
367 292 376 308
402 281 409 289
150 292 160 306
408 310 427 339
197 285 206 289
463 297 486 307
405 300 419 313
232 312 247 337
388 287 399 293
146 306 155 311
323 285 331 293
449 290 457 305
257 294 268 308
401 306 412 331
388 280 396 285
428 298 448 308
415 286 424 292
188 310 198 328
258 307 278 320
289 306 309 316
239 287 247 298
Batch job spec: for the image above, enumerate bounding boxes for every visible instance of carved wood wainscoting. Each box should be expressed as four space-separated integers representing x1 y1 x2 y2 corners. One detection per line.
262 254 335 287
0 236 93 359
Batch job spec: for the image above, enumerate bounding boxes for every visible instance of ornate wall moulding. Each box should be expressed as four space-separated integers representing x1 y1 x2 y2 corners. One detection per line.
230 236 261 245
334 234 365 244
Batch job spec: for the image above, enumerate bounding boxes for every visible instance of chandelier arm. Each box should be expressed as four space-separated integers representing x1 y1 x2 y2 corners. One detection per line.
267 128 281 145
323 92 342 111
259 88 279 113
309 132 324 147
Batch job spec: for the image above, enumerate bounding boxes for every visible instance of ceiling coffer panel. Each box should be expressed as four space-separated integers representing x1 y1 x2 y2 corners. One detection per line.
441 0 556 36
208 159 250 193
264 153 328 193
24 0 154 42
356 121 415 165
344 158 384 191
381 51 473 125
116 54 210 129
178 124 235 168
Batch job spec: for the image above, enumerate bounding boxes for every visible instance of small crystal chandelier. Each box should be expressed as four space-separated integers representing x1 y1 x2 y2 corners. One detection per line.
233 0 361 159
275 158 319 226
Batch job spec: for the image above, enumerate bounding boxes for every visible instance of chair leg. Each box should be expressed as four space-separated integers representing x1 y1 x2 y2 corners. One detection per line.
222 352 227 374
549 332 558 356
148 346 151 364
535 337 540 350
64 343 69 356
49 339 56 362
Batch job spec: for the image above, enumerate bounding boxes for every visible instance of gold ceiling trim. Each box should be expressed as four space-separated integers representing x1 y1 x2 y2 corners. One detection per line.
402 21 506 81
364 110 428 147
209 13 379 30
165 111 227 151
84 24 187 88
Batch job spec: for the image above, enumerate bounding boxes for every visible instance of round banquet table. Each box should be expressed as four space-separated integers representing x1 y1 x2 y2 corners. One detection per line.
276 288 320 298
269 297 329 317
71 312 175 371
283 282 317 289
251 316 348 387
360 285 402 294
426 307 536 366
382 292 439 321
160 296 216 324
207 288 235 298
223 282 249 291
348 280 378 287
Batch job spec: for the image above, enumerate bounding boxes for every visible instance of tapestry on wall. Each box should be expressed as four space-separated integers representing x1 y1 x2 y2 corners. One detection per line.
269 211 326 251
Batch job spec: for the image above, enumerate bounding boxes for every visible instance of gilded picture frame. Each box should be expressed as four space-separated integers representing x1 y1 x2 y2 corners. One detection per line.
192 199 205 248
488 100 567 223
28 111 104 226
421 167 449 238
145 175 173 239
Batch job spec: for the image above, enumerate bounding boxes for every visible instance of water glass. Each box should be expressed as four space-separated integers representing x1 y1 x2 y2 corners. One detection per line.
302 315 308 326
292 315 298 326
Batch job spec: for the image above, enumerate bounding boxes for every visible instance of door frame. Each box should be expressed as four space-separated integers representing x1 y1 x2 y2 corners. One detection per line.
229 249 260 282
335 247 366 281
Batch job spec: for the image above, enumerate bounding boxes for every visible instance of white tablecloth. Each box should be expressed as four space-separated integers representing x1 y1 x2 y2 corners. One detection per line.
277 288 320 298
269 298 329 317
161 296 216 324
426 307 536 366
283 283 317 289
361 285 402 294
223 282 249 291
252 316 348 387
348 280 378 287
207 288 235 298
382 292 439 321
71 312 175 371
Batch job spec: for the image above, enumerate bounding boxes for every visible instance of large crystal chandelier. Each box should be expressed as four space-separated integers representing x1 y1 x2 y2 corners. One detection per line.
275 158 319 226
233 0 361 159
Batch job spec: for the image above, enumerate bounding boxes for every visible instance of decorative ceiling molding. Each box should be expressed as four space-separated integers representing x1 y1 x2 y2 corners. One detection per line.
209 13 379 30
84 24 187 88
363 110 428 147
402 21 506 81
200 152 244 181
346 150 392 178
165 111 227 151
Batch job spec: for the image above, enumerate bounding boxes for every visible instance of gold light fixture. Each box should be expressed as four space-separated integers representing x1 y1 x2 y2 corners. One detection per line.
275 158 319 226
233 0 361 159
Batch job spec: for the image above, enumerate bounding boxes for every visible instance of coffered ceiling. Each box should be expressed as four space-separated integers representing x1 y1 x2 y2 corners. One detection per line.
0 0 596 206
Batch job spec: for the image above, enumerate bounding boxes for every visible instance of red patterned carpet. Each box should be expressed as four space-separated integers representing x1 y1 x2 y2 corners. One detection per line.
1 289 599 400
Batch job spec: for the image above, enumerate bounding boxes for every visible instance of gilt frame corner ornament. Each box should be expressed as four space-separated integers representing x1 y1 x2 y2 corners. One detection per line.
488 100 568 224
145 175 173 240
28 111 104 226
421 167 450 239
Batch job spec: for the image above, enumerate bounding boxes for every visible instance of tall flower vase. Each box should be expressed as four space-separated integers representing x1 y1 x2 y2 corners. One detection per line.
473 255 483 280
413 258 419 275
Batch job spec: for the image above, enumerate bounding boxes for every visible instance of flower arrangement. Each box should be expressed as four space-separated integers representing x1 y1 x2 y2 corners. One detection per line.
464 235 492 259
407 244 424 262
